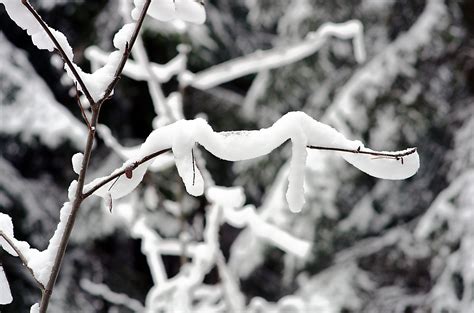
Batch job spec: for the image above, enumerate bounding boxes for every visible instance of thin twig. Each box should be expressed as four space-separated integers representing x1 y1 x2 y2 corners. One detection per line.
83 148 172 199
192 147 196 186
307 146 417 160
21 0 96 107
98 0 152 105
38 108 99 313
74 83 92 129
0 231 45 291
31 2 152 311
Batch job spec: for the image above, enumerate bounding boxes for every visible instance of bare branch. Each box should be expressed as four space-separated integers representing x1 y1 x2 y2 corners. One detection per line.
21 0 96 107
307 146 417 163
0 231 45 291
74 83 92 129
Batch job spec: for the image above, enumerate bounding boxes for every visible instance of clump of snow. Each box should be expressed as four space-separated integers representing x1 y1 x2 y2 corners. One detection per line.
68 180 78 201
71 153 84 175
112 23 135 50
0 265 13 305
87 112 419 213
0 213 16 256
175 0 206 24
206 186 245 209
30 303 40 313
341 148 420 180
133 0 206 24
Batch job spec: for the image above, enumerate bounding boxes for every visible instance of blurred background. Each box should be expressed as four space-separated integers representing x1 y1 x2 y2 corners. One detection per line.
0 0 473 312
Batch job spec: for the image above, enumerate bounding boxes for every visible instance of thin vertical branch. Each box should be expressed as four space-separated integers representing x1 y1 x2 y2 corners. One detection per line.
98 0 152 105
74 83 92 129
27 1 153 311
39 107 100 313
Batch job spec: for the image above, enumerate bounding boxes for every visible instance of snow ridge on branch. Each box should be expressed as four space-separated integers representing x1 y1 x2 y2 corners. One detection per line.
86 112 419 213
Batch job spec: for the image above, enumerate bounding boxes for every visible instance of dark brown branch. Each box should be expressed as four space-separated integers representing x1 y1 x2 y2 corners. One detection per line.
21 0 96 107
19 1 152 312
192 148 196 186
74 83 92 129
38 107 100 313
0 231 45 291
97 0 152 105
82 148 172 199
307 146 417 161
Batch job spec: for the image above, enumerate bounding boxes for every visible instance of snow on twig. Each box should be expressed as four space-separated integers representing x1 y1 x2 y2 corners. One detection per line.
85 112 419 213
80 279 145 312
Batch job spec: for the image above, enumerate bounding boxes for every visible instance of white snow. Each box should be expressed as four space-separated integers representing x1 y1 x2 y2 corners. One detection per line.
71 153 84 175
80 279 144 312
147 0 175 21
112 23 136 50
341 148 420 180
27 202 73 285
68 180 78 201
133 0 206 24
0 203 75 287
30 304 40 313
0 265 13 305
87 112 419 213
0 213 16 256
175 0 206 24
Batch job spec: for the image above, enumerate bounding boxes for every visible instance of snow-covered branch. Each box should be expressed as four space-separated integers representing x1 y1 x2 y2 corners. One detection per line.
184 20 365 89
80 279 145 312
0 229 45 291
85 112 418 213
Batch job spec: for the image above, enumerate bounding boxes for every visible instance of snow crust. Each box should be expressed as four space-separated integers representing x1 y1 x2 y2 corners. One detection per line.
87 112 419 213
0 266 13 305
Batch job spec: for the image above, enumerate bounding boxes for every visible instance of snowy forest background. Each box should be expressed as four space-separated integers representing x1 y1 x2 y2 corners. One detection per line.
0 0 473 312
